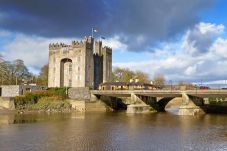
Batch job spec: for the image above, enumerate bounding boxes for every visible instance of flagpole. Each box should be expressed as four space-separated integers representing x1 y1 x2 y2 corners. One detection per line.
92 27 94 38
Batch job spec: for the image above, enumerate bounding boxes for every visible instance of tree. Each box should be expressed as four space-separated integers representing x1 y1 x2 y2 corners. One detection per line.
36 64 48 86
153 74 166 89
112 67 150 82
134 71 150 83
0 58 32 85
13 59 31 84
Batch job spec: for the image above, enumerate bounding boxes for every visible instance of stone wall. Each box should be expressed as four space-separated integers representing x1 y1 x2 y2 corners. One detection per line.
0 85 20 97
68 87 91 100
0 97 15 110
68 99 107 112
0 85 47 97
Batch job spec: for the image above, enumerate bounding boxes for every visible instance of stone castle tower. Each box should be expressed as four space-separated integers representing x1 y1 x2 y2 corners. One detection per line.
48 36 112 89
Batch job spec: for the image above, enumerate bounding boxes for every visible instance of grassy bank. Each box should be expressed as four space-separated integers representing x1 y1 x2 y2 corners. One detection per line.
14 88 71 112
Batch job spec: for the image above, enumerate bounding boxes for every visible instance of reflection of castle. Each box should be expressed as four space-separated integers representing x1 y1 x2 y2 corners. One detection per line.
48 36 112 89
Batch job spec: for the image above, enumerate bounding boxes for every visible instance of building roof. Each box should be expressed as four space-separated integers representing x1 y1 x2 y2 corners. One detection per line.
99 82 155 87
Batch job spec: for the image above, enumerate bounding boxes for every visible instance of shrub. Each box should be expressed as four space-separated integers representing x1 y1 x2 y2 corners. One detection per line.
14 91 53 109
14 88 70 110
47 87 69 100
30 97 71 111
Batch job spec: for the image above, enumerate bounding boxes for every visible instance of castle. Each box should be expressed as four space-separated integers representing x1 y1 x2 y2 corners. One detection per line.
48 36 112 89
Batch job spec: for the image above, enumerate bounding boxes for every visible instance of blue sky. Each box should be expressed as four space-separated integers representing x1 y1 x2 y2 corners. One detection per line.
0 0 227 84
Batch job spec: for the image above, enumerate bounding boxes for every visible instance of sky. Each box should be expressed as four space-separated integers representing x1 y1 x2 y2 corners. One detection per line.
0 0 227 84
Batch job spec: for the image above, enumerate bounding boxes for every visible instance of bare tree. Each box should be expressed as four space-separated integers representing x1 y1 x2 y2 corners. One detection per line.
153 74 166 89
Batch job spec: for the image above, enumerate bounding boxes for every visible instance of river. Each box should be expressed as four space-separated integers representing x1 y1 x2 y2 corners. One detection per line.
0 111 227 151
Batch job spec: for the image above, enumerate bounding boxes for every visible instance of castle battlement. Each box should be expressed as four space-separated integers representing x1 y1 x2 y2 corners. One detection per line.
49 43 70 50
72 40 84 47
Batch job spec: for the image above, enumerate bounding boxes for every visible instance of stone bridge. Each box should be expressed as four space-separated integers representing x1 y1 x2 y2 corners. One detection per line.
90 89 227 115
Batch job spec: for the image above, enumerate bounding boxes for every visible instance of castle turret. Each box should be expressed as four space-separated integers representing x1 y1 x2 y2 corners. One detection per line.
95 41 102 55
102 47 112 83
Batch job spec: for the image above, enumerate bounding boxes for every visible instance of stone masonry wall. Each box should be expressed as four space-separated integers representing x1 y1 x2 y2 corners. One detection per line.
1 85 20 97
0 85 47 97
68 87 91 100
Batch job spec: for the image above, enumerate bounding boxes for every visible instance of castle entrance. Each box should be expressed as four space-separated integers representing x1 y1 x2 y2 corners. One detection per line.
60 58 72 87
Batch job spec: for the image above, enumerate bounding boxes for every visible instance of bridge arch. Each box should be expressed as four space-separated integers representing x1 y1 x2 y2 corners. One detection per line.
157 97 176 112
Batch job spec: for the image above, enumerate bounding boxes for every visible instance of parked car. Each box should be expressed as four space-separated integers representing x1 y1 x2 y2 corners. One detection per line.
199 86 210 90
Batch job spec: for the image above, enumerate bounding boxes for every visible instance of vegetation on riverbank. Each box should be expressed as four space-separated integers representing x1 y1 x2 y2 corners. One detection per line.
13 88 71 112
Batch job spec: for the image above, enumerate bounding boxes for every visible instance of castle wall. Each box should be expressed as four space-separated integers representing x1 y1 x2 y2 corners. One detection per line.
94 54 103 89
102 47 112 83
84 41 94 88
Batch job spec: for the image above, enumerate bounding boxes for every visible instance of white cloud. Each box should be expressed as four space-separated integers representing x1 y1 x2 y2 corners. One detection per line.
114 22 227 83
198 22 224 35
182 22 224 55
184 65 197 76
102 36 127 51
1 33 74 70
209 38 227 58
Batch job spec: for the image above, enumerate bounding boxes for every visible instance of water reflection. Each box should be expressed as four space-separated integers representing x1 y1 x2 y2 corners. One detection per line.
0 112 227 151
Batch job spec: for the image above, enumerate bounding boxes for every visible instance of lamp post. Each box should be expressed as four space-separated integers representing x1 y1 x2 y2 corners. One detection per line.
170 80 173 92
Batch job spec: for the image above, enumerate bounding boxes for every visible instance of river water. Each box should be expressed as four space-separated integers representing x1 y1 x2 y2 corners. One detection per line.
0 111 227 151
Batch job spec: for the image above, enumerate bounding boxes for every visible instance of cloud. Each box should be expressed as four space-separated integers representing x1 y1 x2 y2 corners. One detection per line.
182 22 224 55
114 22 227 83
1 33 74 70
0 0 214 51
102 36 127 51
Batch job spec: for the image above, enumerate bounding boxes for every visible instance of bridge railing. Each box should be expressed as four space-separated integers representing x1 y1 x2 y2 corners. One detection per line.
162 84 227 91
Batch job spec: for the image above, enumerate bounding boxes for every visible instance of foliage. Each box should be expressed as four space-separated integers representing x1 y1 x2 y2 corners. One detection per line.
28 97 71 111
36 64 48 86
0 59 32 85
14 88 68 110
47 87 68 100
153 74 166 89
112 67 150 82
14 91 51 109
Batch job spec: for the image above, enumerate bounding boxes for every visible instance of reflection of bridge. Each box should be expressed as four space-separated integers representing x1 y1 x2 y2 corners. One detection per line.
91 90 227 115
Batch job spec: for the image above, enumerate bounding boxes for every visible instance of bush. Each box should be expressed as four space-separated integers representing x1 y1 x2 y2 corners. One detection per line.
14 88 70 110
29 97 71 111
47 87 69 100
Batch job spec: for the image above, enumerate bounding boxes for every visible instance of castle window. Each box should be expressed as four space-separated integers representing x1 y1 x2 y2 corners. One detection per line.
78 67 80 72
77 76 80 80
69 79 72 87
69 64 72 72
78 56 80 62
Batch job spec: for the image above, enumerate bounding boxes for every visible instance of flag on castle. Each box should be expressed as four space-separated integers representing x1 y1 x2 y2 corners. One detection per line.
92 28 98 33
92 28 98 38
